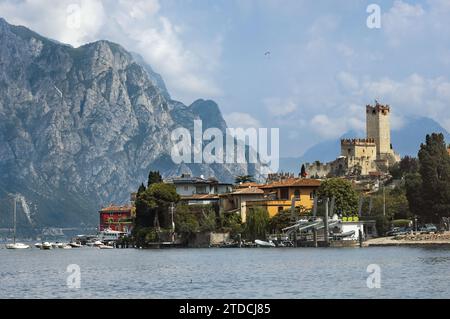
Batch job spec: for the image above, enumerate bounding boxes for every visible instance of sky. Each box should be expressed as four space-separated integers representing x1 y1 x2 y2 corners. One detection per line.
1 0 450 157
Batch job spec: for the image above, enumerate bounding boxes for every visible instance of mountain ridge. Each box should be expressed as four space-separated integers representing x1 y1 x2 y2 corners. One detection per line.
0 17 261 232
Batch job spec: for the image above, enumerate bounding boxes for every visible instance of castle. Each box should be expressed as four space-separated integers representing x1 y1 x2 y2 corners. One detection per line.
306 101 400 178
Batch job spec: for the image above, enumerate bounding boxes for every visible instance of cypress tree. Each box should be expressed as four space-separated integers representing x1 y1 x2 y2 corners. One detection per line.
418 133 450 222
147 171 162 187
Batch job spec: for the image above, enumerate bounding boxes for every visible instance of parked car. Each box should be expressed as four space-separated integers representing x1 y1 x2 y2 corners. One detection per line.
420 224 437 233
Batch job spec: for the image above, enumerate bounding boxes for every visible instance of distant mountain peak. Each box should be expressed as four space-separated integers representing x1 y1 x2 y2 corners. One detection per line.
0 17 262 231
279 116 450 173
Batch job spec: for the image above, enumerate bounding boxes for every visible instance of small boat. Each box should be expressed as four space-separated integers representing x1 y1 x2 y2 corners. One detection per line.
331 230 356 239
6 243 30 249
51 243 59 249
93 241 103 247
5 196 30 250
62 245 72 249
34 243 42 249
255 240 276 248
57 243 65 248
98 244 114 249
69 242 82 248
41 242 52 250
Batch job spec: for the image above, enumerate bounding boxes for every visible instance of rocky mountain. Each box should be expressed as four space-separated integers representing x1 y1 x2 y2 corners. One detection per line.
280 118 450 174
0 18 261 231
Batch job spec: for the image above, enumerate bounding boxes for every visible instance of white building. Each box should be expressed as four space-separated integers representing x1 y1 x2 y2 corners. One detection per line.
166 174 233 205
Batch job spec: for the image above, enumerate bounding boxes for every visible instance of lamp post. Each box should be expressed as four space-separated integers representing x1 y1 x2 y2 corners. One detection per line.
170 202 175 243
414 216 418 234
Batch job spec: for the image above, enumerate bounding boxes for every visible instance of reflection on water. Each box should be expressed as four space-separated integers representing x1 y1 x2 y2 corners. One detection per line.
418 256 450 265
1 246 450 299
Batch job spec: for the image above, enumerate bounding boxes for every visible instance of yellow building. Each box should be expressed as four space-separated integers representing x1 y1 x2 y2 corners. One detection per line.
246 178 321 218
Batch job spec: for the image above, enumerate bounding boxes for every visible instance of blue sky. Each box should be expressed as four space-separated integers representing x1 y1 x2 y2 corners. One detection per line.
1 0 450 157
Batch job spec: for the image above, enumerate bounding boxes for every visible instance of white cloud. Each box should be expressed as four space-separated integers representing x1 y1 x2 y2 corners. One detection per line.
0 0 106 46
310 113 364 139
337 72 359 92
264 98 297 116
337 74 450 132
382 0 425 47
0 0 222 102
224 112 261 129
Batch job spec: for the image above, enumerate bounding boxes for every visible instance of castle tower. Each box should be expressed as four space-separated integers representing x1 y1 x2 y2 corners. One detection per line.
366 101 392 157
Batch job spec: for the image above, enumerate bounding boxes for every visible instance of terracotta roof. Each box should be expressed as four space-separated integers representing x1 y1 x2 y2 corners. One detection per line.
100 205 133 212
225 187 265 195
181 194 220 200
235 182 261 188
259 178 321 189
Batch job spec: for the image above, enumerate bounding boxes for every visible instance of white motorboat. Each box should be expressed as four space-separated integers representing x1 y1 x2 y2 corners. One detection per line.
93 241 103 247
98 244 114 249
6 243 30 249
57 243 65 248
34 243 42 249
255 240 276 247
62 245 72 249
69 242 82 248
41 242 52 250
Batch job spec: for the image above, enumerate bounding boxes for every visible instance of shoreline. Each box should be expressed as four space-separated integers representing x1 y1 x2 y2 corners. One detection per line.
364 233 450 247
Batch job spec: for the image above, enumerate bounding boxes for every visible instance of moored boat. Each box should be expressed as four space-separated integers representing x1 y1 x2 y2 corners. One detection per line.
98 244 114 249
41 242 52 250
255 240 276 247
6 243 30 249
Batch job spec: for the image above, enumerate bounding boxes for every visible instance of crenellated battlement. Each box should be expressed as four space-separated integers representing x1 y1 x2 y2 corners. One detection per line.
341 138 376 146
366 101 390 115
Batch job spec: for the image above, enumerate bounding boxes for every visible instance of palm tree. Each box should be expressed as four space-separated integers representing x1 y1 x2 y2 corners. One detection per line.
235 175 255 184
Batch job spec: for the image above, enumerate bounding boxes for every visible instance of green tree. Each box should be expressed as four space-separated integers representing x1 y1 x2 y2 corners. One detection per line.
300 164 307 178
137 183 146 195
174 205 200 240
235 175 255 184
316 178 359 216
390 156 419 179
367 187 411 221
244 207 269 241
269 206 311 233
417 133 450 222
405 173 425 217
220 212 243 237
135 183 180 228
147 171 162 187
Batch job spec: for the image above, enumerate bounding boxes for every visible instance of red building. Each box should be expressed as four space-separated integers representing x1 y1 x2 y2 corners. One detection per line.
99 205 134 233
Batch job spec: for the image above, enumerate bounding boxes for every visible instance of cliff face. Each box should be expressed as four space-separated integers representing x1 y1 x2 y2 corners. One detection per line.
0 18 260 229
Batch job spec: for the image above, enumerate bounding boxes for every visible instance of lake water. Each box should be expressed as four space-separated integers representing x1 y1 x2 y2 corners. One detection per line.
1 246 450 299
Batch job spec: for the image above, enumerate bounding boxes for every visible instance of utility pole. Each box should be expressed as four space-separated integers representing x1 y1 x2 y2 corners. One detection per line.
324 198 329 247
13 195 17 245
170 202 175 243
